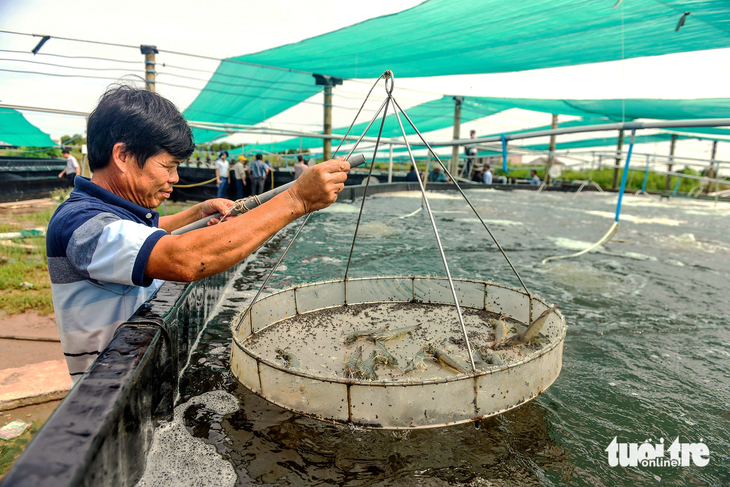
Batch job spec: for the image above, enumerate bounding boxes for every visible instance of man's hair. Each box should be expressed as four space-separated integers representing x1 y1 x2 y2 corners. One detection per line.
256 154 263 161
86 84 194 171
61 148 70 154
484 164 490 169
297 155 304 162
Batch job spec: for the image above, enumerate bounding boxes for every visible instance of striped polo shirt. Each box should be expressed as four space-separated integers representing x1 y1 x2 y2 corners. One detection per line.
46 177 166 381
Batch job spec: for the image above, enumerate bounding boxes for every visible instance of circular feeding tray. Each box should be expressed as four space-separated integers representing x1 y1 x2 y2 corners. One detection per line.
230 276 566 429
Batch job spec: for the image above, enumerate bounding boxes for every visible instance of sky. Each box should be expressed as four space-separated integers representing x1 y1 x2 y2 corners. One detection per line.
1 0 729 167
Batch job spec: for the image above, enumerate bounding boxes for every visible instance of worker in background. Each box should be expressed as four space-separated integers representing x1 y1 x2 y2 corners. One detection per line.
428 166 448 182
233 155 248 199
215 150 230 198
530 169 541 185
482 164 493 184
406 165 420 182
294 154 308 180
464 130 478 178
58 148 80 187
46 85 349 382
248 154 272 195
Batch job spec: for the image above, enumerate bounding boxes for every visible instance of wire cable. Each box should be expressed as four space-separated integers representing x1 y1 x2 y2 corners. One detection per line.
0 48 140 64
0 57 142 72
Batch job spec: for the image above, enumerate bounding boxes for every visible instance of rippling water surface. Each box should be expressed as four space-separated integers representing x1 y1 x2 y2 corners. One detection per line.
146 189 730 486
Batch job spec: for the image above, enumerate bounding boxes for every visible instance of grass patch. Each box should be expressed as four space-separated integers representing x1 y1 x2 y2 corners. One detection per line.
155 201 191 216
0 420 43 478
0 200 56 315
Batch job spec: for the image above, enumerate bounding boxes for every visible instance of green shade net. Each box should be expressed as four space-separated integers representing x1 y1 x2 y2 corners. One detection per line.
235 96 730 154
522 133 713 151
183 64 323 142
241 96 506 153
471 97 730 121
233 0 730 78
0 108 56 147
186 1 730 135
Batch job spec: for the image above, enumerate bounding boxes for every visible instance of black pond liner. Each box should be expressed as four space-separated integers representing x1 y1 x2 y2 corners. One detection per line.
0 180 554 487
0 156 67 203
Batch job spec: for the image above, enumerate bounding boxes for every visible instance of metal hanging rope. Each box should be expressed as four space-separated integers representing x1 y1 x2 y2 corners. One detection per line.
232 73 396 334
390 95 477 372
390 97 533 300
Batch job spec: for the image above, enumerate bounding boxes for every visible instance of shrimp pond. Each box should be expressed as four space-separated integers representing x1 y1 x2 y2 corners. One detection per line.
138 189 730 486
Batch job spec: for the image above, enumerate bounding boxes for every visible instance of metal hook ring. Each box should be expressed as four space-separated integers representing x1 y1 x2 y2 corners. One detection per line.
383 70 394 95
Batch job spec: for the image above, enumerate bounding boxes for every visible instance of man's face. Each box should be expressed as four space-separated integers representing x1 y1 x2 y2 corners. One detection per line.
62 152 70 159
126 151 180 208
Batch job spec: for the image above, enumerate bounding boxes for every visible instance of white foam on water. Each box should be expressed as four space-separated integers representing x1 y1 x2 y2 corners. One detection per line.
623 252 657 261
550 237 604 252
457 218 523 226
319 203 360 213
358 221 399 236
584 210 686 226
663 259 685 267
378 191 463 201
136 391 239 487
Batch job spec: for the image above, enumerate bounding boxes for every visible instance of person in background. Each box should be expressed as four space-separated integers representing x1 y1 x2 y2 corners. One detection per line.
233 156 247 199
215 150 230 198
464 130 478 178
294 154 308 180
406 165 420 182
471 165 483 183
530 169 541 185
248 154 271 195
58 148 80 187
482 164 493 184
428 166 447 182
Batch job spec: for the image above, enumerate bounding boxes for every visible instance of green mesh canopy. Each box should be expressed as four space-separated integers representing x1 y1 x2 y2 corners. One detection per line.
521 133 709 152
229 96 730 154
233 0 730 78
0 108 56 147
186 1 730 134
183 63 322 142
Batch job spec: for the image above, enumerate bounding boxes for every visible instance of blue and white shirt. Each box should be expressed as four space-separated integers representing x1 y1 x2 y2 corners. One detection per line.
46 177 166 381
249 159 270 179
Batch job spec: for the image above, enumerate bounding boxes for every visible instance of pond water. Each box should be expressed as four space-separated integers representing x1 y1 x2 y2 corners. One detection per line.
140 189 730 486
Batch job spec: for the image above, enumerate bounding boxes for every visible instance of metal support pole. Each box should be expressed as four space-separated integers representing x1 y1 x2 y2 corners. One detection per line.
450 96 463 176
323 85 332 161
501 134 508 174
313 74 343 162
388 144 393 183
666 134 677 191
140 45 158 92
612 130 624 189
673 176 681 196
710 140 719 194
546 114 558 185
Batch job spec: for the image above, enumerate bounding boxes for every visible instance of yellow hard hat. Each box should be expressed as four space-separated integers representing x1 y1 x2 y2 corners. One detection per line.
238 156 246 161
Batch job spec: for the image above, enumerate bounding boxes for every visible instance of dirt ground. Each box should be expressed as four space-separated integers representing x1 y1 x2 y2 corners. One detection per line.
0 311 63 370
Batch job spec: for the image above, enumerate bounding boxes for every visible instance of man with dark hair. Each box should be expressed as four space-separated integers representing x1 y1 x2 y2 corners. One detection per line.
58 148 80 187
248 153 271 195
47 85 349 381
294 154 307 180
530 169 541 185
